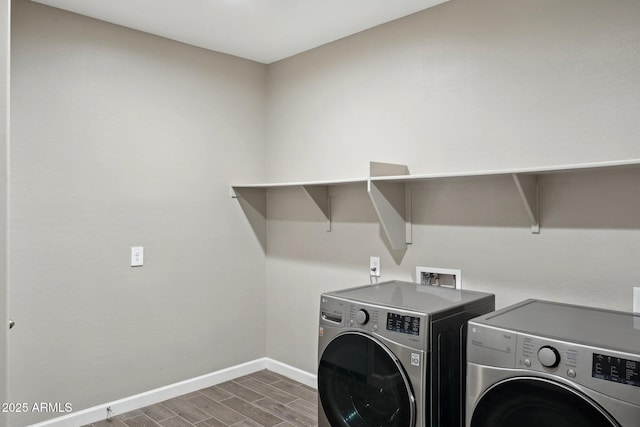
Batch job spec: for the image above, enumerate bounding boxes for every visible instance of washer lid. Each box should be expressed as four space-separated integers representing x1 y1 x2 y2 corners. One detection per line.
324 280 493 317
478 300 640 354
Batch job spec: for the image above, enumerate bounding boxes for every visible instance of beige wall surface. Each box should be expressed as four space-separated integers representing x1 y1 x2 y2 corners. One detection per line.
1 1 9 426
267 0 640 182
9 1 267 425
265 0 640 373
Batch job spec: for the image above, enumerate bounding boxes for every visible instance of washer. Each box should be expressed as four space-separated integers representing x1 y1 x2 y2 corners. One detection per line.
318 280 495 427
466 299 640 427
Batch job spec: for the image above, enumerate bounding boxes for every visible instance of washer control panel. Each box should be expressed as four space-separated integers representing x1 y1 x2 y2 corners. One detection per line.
346 303 427 349
319 294 428 350
386 312 421 336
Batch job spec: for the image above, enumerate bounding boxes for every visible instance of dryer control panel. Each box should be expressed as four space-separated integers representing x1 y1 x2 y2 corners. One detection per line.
518 335 581 373
467 322 640 406
592 353 640 388
514 333 640 406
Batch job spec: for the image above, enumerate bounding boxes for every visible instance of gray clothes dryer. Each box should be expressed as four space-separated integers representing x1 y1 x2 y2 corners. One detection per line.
466 299 640 427
317 280 495 427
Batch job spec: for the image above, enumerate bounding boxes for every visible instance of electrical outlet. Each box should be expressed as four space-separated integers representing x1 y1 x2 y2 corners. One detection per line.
634 287 640 313
416 266 461 289
370 256 381 277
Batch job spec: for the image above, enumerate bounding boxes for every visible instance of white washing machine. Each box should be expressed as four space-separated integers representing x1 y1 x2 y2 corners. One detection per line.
318 280 495 427
466 299 640 427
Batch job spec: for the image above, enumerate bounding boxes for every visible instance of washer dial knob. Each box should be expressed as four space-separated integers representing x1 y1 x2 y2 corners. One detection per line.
538 346 561 368
355 309 370 325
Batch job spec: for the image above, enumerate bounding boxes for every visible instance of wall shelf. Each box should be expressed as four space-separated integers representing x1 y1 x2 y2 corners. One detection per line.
231 159 640 252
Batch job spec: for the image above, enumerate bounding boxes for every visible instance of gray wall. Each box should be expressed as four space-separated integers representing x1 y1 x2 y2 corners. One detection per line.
10 1 267 425
1 1 9 426
265 0 640 373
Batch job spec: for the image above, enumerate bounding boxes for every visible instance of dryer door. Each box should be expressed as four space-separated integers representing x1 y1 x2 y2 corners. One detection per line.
470 377 620 427
318 332 415 427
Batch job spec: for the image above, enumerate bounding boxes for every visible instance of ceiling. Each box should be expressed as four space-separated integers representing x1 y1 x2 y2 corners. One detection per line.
30 0 449 64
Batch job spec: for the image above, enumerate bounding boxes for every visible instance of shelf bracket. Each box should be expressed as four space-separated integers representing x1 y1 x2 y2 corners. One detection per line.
512 174 540 234
231 186 267 251
231 186 266 215
370 161 410 178
368 162 412 250
302 185 331 232
368 180 409 250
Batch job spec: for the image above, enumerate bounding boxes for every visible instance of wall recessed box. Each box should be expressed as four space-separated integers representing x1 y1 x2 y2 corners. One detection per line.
416 266 461 289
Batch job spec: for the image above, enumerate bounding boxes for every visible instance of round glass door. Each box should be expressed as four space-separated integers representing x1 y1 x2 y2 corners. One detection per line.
471 377 619 427
318 332 415 427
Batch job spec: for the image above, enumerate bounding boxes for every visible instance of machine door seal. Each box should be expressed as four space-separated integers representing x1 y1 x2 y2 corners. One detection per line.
318 331 415 427
470 377 620 427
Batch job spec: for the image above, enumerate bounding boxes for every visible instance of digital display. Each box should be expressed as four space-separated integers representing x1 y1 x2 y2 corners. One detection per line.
592 353 640 388
386 313 420 335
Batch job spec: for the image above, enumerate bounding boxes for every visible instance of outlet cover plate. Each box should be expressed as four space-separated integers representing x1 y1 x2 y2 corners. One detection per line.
131 246 144 267
370 256 381 277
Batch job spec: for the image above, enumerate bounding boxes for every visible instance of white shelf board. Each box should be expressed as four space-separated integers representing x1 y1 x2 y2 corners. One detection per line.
232 159 640 190
369 159 640 184
231 158 640 253
231 177 368 191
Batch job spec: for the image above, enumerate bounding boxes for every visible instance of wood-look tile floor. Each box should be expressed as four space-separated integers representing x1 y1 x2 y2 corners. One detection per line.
81 370 318 427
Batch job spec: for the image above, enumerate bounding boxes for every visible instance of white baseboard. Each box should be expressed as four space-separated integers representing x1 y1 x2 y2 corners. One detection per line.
29 358 317 427
264 358 317 389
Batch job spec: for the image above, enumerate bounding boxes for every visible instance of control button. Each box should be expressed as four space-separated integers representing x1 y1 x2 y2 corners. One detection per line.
523 359 531 367
373 324 378 331
538 346 561 368
355 309 370 325
567 369 576 378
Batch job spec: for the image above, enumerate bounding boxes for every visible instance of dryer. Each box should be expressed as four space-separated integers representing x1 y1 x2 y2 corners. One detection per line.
466 299 640 427
318 280 495 427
